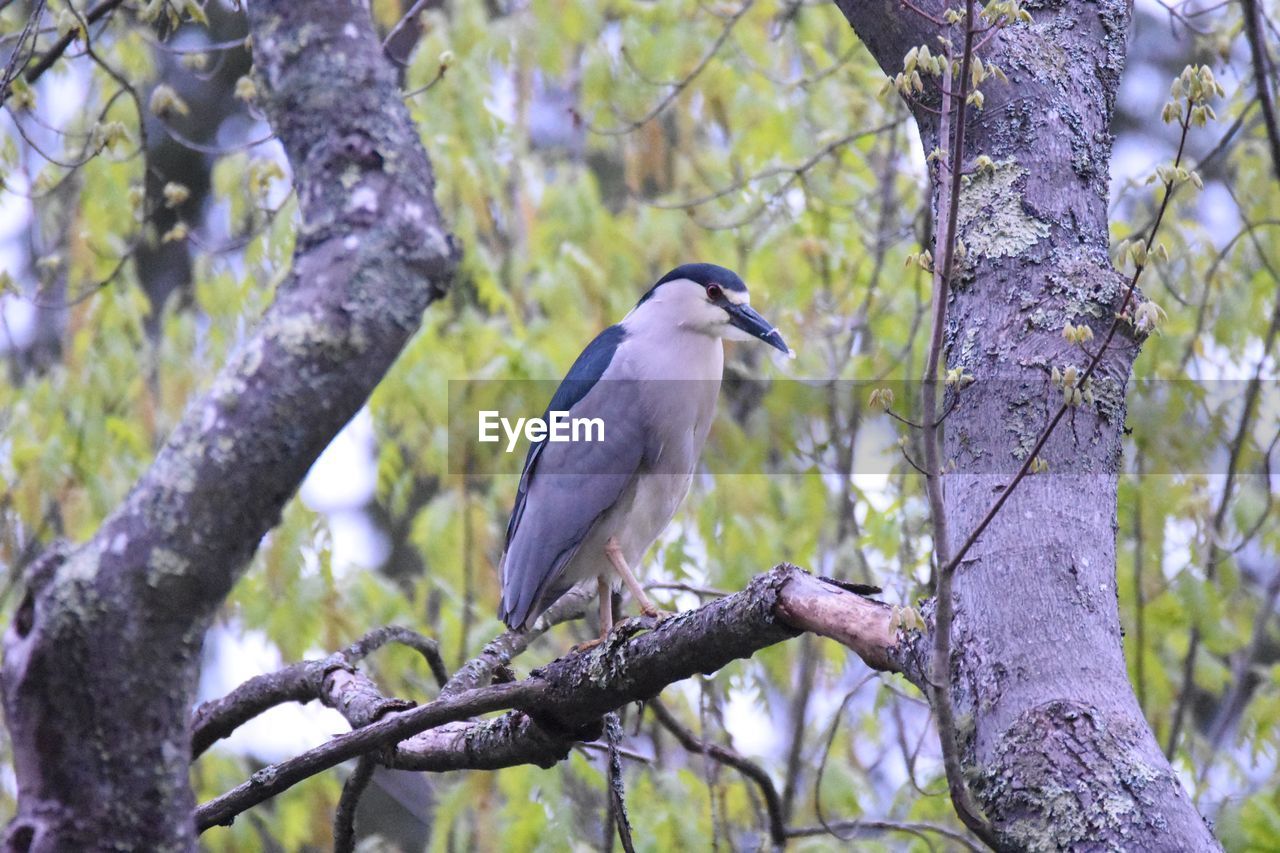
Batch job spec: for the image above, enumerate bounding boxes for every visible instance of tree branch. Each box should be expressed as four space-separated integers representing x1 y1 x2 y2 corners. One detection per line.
1241 0 1280 182
1 0 124 101
332 756 375 853
190 656 333 759
787 818 983 851
190 624 446 758
914 3 1001 843
195 566 919 832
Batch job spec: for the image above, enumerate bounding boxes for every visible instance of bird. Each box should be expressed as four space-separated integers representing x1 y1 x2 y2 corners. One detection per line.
498 263 792 640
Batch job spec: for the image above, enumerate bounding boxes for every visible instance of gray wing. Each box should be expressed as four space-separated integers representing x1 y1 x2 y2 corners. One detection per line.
499 380 650 629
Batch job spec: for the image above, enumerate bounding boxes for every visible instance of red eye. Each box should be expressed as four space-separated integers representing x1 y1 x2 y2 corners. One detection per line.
706 284 723 301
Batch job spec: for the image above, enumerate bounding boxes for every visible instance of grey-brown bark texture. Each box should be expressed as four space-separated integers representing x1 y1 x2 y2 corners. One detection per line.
0 0 458 848
189 566 913 831
832 1 1218 850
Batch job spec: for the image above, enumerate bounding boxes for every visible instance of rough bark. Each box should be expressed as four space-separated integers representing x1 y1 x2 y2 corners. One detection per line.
831 1 1217 849
0 0 458 849
192 565 921 831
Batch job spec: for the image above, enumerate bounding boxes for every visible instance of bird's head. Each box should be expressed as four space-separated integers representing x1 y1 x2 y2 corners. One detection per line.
630 263 794 357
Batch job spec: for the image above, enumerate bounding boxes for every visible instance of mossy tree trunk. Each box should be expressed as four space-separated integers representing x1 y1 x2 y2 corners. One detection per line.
832 1 1218 849
0 1 458 848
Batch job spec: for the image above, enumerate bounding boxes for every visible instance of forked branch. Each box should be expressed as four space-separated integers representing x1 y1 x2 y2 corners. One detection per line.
193 565 925 833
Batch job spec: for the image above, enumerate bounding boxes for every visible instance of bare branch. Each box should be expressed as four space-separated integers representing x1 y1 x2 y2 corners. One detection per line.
190 625 447 758
196 680 535 831
787 818 983 851
190 657 332 759
440 584 591 697
585 0 753 136
649 698 787 851
342 625 449 689
604 712 636 853
774 571 903 673
332 756 375 853
2 0 124 101
195 566 916 832
1242 0 1280 181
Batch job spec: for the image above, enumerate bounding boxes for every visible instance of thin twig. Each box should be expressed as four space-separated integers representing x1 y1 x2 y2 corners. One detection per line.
403 63 447 99
0 0 46 101
383 0 432 55
787 819 983 851
813 676 878 840
342 624 449 689
642 120 905 210
3 0 123 99
332 756 375 853
649 698 788 851
918 3 997 842
585 0 753 136
605 712 636 853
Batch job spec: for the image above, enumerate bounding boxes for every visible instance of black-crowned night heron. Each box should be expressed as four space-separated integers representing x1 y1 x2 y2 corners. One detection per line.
498 263 792 638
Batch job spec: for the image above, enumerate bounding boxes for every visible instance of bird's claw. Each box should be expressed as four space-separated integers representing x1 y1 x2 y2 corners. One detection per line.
571 637 605 653
617 608 677 635
640 605 677 621
571 608 679 654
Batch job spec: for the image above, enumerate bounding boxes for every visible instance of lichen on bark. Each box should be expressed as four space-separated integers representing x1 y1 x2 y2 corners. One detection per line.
957 161 1050 260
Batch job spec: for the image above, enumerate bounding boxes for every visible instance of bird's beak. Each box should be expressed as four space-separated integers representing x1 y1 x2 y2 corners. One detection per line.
727 303 795 358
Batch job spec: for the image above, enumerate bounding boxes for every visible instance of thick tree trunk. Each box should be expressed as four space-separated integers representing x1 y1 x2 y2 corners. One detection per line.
0 1 457 849
832 1 1217 849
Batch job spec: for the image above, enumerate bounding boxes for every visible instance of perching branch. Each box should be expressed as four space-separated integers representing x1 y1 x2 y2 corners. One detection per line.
194 566 922 833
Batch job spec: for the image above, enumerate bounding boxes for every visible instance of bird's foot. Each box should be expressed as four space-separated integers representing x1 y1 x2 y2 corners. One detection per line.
573 608 678 653
615 608 677 636
640 603 677 621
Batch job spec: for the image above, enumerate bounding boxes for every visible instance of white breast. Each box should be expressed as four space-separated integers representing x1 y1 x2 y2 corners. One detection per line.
556 315 724 590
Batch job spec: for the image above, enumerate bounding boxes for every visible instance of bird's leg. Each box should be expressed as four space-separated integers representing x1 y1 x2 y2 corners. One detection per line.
605 536 670 619
598 574 614 638
571 576 615 654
